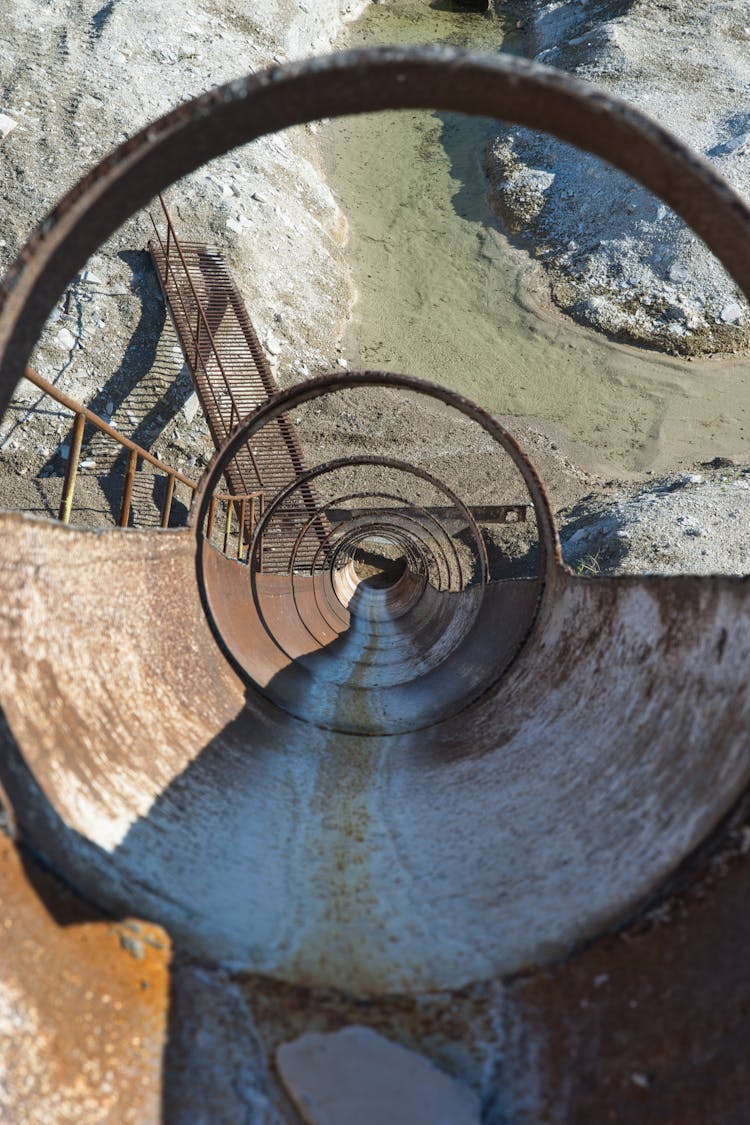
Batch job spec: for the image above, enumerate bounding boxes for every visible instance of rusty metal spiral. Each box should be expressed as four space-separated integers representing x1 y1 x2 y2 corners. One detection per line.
195 370 555 733
0 45 748 1120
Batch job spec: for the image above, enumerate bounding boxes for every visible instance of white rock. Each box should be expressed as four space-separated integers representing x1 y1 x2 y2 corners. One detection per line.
719 301 743 325
182 391 201 425
79 269 104 285
264 332 282 356
56 327 76 350
0 113 17 140
276 1027 481 1125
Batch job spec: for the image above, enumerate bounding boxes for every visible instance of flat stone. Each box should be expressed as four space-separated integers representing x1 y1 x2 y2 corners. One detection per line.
0 113 17 140
276 1026 481 1125
182 391 201 426
668 262 690 283
78 268 104 285
264 332 282 356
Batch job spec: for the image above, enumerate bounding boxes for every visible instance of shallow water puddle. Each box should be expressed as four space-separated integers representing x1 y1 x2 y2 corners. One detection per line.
324 0 749 476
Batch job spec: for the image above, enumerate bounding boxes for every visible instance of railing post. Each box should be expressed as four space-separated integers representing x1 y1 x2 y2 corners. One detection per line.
207 495 217 540
119 448 138 528
57 412 86 524
223 500 233 555
161 473 176 529
237 499 246 560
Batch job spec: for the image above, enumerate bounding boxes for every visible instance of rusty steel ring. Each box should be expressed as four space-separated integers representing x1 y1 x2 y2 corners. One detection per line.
195 370 552 732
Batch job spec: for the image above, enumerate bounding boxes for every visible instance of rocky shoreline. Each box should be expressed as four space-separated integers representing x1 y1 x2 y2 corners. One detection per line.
487 0 750 356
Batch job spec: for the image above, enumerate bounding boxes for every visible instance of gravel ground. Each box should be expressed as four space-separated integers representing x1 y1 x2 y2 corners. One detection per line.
560 459 750 574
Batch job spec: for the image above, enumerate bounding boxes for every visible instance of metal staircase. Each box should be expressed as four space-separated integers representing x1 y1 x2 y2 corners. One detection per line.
148 196 324 571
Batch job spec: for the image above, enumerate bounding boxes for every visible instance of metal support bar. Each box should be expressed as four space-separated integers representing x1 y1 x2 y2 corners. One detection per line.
58 412 85 524
207 495 217 540
161 473 176 529
119 448 138 528
237 499 246 560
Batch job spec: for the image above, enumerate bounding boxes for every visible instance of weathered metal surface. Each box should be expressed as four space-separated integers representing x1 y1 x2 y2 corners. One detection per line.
0 834 170 1121
0 45 748 1117
0 511 748 998
223 807 750 1123
326 503 529 524
149 195 317 552
195 371 548 732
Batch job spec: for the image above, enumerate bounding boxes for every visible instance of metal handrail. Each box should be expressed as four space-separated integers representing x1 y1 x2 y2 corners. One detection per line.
148 196 265 492
148 215 261 502
20 366 261 539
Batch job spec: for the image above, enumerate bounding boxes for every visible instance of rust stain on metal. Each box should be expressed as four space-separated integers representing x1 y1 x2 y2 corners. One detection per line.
0 45 747 1120
0 835 170 1120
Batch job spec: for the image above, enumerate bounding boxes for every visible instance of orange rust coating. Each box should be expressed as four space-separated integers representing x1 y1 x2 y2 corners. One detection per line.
0 834 170 1122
